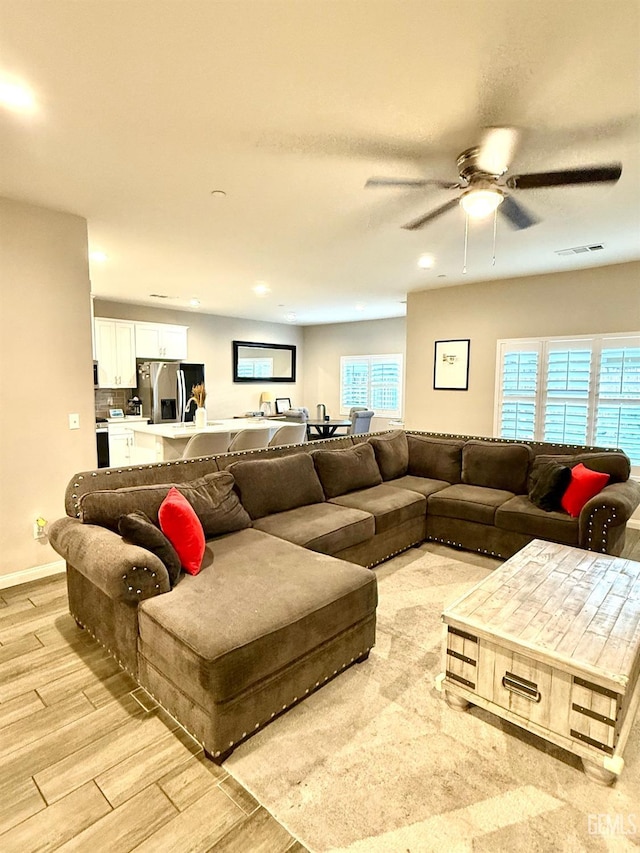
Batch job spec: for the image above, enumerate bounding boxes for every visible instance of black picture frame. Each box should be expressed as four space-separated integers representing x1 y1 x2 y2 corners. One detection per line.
275 397 292 414
232 340 297 383
433 339 470 390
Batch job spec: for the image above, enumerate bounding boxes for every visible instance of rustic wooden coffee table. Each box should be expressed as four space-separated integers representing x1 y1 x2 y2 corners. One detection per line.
440 539 640 785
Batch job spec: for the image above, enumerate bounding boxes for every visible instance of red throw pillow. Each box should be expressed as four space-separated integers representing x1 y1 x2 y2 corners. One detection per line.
158 487 205 575
561 463 610 518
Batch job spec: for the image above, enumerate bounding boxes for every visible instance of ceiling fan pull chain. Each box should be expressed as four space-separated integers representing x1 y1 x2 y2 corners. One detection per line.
462 212 469 274
492 208 498 266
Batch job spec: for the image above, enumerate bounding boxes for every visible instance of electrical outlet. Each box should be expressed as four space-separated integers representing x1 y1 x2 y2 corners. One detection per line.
33 517 48 540
68 413 80 430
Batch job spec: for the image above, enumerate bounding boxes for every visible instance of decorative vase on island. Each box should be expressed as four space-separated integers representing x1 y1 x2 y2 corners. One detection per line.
195 407 206 429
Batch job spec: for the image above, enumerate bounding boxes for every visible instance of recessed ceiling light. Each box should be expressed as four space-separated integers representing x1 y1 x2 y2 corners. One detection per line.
355 303 365 311
90 250 108 263
418 254 434 269
210 189 227 197
285 312 297 322
253 282 270 296
189 298 200 307
0 76 36 113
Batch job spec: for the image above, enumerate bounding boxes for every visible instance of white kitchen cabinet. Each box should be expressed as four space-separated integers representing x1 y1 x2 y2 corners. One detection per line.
135 322 188 360
94 318 137 388
107 422 134 467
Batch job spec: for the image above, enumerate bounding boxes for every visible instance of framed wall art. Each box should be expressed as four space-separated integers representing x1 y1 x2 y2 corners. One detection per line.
433 339 470 390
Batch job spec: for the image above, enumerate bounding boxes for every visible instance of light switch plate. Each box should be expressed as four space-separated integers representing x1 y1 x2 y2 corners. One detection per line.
68 413 80 430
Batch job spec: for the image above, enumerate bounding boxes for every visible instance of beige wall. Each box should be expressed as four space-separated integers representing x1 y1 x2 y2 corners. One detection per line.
0 197 95 578
93 300 303 419
302 317 406 430
405 261 640 434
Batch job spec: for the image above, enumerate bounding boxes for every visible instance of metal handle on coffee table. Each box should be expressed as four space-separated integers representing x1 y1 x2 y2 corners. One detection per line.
502 672 541 703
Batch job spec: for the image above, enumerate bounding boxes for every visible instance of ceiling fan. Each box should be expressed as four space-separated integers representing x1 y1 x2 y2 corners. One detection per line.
365 127 622 231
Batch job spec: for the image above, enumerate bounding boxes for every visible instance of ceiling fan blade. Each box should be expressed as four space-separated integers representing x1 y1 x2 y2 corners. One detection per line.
476 126 519 176
499 195 539 230
401 197 460 230
506 164 622 190
366 177 459 189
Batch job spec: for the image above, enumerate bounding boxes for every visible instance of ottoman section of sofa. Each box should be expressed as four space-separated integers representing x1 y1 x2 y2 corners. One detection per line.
137 528 377 711
329 483 426 534
252 502 375 555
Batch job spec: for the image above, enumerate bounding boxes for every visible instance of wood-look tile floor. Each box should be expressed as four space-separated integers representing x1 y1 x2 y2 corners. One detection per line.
0 573 306 853
1 530 638 851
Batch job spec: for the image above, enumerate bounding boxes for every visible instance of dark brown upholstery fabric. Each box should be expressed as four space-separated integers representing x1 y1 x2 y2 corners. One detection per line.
329 484 426 534
228 453 325 520
367 431 409 480
79 471 251 538
385 475 450 500
252 502 374 554
529 452 630 485
312 442 382 499
428 484 514 525
496 496 579 545
462 440 532 494
138 528 377 705
407 435 464 483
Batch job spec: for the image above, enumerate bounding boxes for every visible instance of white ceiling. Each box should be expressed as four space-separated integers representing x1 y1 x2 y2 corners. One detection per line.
1 0 639 325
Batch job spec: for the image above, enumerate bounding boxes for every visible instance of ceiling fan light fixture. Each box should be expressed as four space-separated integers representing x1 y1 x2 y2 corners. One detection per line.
460 188 504 219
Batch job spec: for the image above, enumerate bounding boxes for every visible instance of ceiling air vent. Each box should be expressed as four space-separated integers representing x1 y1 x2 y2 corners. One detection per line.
149 293 177 299
555 244 604 256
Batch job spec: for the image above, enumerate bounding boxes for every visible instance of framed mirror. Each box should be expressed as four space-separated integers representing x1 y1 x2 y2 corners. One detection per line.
232 340 297 383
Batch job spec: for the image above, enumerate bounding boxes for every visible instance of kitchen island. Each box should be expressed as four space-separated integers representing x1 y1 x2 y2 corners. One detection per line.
126 417 284 463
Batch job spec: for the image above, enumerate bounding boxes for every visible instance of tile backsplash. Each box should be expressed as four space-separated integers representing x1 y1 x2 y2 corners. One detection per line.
95 388 133 419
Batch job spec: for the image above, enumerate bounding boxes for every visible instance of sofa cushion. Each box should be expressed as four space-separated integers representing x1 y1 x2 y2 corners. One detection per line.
367 431 409 480
527 461 572 512
118 511 182 587
138 528 377 705
228 453 325 520
428 484 514 525
79 472 251 538
385 475 450 500
462 440 532 494
407 435 464 483
252 503 374 555
530 451 629 484
329 484 426 534
158 487 206 575
312 442 382 499
561 463 610 518
496 496 579 546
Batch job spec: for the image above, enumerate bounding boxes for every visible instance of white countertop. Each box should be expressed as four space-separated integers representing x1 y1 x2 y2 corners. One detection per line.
127 417 281 439
105 416 149 423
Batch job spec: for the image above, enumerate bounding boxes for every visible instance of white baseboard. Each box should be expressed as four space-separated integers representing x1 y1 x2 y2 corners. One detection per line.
627 519 640 531
0 559 66 590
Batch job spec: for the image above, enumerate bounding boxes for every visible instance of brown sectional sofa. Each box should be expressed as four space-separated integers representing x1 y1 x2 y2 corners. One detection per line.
49 429 640 760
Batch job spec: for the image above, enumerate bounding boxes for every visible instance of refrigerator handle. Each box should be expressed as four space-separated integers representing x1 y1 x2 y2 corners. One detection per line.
178 370 187 422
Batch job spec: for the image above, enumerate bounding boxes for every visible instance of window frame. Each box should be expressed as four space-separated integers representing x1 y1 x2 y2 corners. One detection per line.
494 332 640 476
339 353 403 418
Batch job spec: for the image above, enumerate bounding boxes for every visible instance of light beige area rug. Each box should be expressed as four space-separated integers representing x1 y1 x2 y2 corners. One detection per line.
225 545 640 852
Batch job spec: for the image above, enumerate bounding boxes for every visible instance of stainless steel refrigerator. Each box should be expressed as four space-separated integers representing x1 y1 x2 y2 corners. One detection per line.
136 360 205 424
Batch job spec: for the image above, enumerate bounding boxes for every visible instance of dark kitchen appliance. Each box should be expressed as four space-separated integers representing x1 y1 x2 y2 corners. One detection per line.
136 360 205 424
96 418 110 468
127 396 142 416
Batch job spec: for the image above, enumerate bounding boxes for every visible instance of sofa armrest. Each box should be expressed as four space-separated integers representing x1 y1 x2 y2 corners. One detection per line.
49 517 171 603
578 479 640 552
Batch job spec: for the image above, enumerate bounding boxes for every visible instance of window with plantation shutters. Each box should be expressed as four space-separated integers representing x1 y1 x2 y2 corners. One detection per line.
495 333 640 474
340 354 403 417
